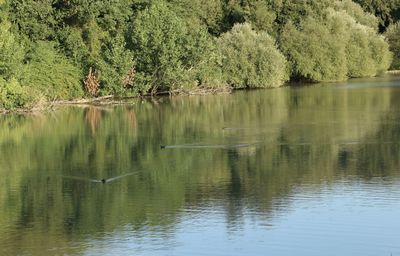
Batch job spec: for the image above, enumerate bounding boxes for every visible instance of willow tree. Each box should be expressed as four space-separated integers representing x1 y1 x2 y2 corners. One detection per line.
218 23 288 88
353 0 400 30
385 22 400 69
0 19 32 109
279 1 391 82
130 0 212 92
280 17 348 82
0 21 24 80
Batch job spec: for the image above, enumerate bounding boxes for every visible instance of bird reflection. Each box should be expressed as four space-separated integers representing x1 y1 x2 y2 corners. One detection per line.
62 172 137 184
160 143 259 149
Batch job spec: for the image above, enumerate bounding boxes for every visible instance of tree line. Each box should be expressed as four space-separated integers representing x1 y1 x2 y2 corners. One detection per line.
1 0 400 110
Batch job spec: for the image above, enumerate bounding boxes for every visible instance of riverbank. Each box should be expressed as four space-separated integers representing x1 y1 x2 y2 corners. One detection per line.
0 86 233 114
3 72 400 114
386 70 400 75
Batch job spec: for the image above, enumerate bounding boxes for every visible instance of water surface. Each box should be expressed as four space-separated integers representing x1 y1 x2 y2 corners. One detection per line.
1 75 400 255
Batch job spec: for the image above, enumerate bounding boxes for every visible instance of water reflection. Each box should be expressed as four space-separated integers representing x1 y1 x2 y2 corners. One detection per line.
1 76 400 255
63 171 138 184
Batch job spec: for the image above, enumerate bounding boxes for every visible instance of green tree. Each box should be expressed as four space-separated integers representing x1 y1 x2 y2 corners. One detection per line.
220 0 282 35
353 0 400 30
218 23 288 88
334 0 379 30
279 5 391 82
130 0 211 93
22 41 84 100
0 78 34 109
168 0 224 35
280 15 348 82
276 0 333 27
385 21 400 69
0 21 24 80
97 35 135 96
9 0 56 41
343 13 391 77
248 1 277 35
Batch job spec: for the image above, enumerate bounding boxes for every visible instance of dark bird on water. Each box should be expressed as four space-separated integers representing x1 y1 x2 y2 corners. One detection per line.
62 172 137 184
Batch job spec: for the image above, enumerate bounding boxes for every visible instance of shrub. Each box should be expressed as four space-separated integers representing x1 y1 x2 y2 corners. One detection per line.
9 0 56 41
334 0 379 30
0 78 34 110
22 41 84 100
131 1 188 92
0 21 25 80
168 0 224 35
97 35 135 96
385 21 400 69
130 0 211 93
353 0 400 30
279 7 392 82
248 1 277 35
56 27 89 64
369 34 392 73
345 24 377 77
280 17 348 82
343 15 391 77
276 0 333 27
218 23 288 88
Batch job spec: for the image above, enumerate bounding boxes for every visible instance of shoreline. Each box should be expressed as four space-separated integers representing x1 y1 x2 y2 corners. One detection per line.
386 70 400 75
0 86 233 114
2 72 400 114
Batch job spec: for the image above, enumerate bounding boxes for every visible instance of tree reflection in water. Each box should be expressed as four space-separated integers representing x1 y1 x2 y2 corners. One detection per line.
1 76 400 255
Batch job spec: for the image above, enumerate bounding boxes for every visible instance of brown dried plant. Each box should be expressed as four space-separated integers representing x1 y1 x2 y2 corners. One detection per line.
84 67 100 96
122 67 135 88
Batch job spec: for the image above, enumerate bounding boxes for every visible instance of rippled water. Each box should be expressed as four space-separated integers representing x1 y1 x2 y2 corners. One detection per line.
1 75 400 255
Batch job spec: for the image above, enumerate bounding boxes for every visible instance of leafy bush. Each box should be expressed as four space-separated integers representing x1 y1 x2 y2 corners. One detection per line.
218 23 288 88
342 13 392 77
130 0 212 93
385 21 400 69
0 21 24 80
168 0 224 35
9 0 56 41
56 27 89 64
279 6 391 82
22 41 84 100
280 17 348 82
345 24 377 77
248 1 277 35
369 34 393 73
97 35 135 96
276 0 333 27
353 0 400 30
334 0 379 30
0 78 34 110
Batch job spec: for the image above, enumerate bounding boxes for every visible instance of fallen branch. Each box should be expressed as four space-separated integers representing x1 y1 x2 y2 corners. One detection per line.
54 95 114 105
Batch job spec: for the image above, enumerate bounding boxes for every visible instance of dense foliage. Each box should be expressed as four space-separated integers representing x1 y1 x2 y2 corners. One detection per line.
353 0 400 30
385 21 400 69
280 1 392 82
0 0 399 110
218 23 287 88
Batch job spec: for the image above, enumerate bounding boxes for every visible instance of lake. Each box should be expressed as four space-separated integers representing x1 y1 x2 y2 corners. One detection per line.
1 75 400 256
